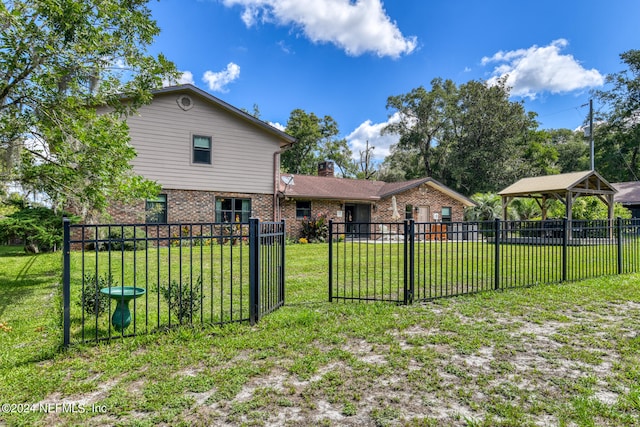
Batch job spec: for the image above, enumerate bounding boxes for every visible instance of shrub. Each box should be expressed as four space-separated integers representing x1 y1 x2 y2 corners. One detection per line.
102 226 147 251
0 205 77 252
77 272 114 316
160 276 202 324
298 237 308 244
300 214 328 243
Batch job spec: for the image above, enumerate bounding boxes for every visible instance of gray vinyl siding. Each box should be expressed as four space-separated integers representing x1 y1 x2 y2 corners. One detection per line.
125 92 282 194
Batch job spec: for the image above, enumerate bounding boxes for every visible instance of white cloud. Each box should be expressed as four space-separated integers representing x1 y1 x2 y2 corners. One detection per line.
203 63 241 92
269 121 286 131
163 71 195 87
222 0 417 58
346 112 401 162
482 39 604 99
176 71 195 85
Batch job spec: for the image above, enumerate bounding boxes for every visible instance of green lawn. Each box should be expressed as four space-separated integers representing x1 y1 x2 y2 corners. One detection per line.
1 243 640 426
331 238 637 302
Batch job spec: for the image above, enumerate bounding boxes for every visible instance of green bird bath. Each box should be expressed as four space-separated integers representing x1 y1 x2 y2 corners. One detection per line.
100 287 146 332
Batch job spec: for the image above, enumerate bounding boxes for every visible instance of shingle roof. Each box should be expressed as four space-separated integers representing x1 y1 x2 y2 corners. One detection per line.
280 174 384 201
279 175 476 206
612 182 640 204
498 171 616 197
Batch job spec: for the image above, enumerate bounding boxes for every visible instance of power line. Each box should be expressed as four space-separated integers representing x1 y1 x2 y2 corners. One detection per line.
536 103 588 119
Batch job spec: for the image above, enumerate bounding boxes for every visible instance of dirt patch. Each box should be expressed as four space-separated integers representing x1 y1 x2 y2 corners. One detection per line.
187 303 636 425
41 297 640 426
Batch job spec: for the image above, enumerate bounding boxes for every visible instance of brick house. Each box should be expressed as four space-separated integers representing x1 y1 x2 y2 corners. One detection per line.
279 162 476 238
106 84 296 224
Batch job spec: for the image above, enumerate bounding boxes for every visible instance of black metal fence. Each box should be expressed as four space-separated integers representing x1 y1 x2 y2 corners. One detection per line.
329 218 640 304
62 218 285 346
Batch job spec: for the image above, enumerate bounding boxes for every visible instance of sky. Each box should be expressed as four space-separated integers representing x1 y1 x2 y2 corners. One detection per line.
149 0 640 162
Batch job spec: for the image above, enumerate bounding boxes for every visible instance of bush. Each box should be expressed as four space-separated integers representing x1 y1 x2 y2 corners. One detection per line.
160 276 202 324
300 214 328 243
77 272 114 316
0 205 77 252
102 226 147 251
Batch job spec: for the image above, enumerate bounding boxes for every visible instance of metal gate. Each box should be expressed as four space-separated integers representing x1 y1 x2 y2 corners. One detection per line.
62 218 285 346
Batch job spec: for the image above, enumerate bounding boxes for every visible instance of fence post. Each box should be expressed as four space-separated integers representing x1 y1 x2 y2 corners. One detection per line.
408 220 415 304
403 220 409 305
280 219 286 305
494 218 500 290
617 217 623 275
62 218 71 347
249 218 260 325
562 217 568 282
328 220 333 303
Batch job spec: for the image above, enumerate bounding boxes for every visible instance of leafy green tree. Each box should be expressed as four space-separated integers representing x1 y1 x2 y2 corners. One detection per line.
0 204 78 252
523 130 560 176
547 197 631 220
0 0 176 219
443 78 538 195
282 109 355 176
594 49 640 181
378 145 425 182
383 78 457 178
381 78 538 193
550 129 591 173
321 138 357 177
520 128 592 176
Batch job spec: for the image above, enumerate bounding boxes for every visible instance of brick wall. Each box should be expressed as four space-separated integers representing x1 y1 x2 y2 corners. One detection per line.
281 199 342 238
372 186 466 223
280 185 467 238
107 189 274 224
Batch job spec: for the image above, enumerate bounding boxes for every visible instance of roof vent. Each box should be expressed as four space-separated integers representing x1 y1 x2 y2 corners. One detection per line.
177 95 193 111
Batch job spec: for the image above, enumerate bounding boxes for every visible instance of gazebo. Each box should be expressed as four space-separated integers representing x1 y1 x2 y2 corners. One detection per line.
498 170 617 223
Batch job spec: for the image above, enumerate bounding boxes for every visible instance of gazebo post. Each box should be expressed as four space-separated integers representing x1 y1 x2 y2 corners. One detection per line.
501 196 510 221
608 193 615 239
566 191 573 240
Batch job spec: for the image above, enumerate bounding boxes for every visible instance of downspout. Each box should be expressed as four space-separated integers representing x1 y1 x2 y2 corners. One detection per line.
273 150 281 221
273 142 295 221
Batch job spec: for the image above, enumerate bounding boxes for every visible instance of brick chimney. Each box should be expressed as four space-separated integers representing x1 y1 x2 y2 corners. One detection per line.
318 161 334 177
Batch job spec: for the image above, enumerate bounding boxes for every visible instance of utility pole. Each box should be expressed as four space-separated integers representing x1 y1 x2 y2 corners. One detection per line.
589 99 594 171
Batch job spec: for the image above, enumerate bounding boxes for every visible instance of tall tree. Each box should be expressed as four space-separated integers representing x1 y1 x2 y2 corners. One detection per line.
378 144 424 182
0 0 176 219
523 130 560 176
594 50 640 181
550 129 590 173
321 137 356 177
443 78 538 194
281 109 354 175
383 78 457 178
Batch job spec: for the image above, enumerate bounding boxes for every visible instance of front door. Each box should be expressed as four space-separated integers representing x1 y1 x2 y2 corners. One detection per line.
417 205 430 223
345 203 371 237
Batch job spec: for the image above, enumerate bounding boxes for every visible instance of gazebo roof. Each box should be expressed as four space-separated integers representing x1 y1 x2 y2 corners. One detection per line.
498 170 617 198
498 170 617 222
